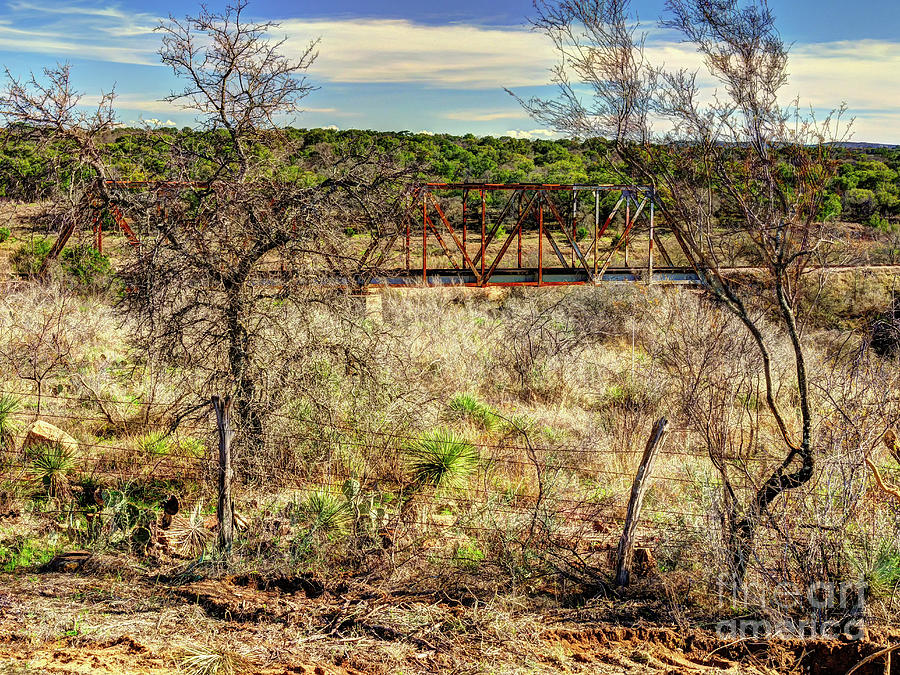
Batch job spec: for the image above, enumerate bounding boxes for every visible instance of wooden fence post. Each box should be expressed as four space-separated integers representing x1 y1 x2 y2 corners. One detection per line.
212 395 234 553
615 417 668 587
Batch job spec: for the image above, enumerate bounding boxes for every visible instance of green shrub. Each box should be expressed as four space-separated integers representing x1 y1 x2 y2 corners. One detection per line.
0 227 10 243
61 243 112 287
868 213 892 231
11 237 52 276
137 430 174 456
452 540 486 570
576 225 590 241
299 490 351 535
405 429 479 489
448 392 501 431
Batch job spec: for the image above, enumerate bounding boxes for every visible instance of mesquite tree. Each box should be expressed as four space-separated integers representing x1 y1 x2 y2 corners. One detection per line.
0 63 119 264
514 0 850 587
121 3 415 446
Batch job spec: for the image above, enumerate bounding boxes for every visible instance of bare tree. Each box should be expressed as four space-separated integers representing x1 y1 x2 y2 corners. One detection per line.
0 286 79 414
120 4 416 447
514 0 850 586
157 0 318 180
0 63 119 263
120 148 414 445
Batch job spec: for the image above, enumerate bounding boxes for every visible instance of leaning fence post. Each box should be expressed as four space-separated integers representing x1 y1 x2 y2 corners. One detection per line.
615 417 668 587
212 395 234 554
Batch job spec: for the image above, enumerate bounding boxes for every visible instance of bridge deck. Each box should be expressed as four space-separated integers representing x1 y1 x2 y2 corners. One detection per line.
368 266 702 287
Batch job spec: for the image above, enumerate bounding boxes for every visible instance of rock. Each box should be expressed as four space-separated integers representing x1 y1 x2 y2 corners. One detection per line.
43 551 92 572
23 420 78 454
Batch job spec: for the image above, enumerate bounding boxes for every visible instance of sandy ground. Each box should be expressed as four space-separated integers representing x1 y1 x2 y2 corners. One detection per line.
1 561 899 675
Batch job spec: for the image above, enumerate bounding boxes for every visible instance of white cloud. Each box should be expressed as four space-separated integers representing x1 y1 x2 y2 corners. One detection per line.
0 4 898 140
81 93 180 113
444 109 527 122
503 128 560 140
278 18 557 89
0 1 158 65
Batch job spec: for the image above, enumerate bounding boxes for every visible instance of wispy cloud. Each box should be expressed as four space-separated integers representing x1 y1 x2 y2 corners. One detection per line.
278 18 557 89
0 3 898 140
0 1 158 64
444 109 527 122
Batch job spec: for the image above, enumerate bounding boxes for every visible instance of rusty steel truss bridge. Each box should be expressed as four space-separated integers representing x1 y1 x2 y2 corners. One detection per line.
386 182 699 287
65 180 706 288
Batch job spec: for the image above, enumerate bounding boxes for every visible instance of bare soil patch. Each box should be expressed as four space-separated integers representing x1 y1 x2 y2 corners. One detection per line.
1 569 899 674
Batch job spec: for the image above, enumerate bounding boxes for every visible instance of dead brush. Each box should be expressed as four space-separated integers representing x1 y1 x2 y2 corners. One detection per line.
166 501 213 558
177 645 251 675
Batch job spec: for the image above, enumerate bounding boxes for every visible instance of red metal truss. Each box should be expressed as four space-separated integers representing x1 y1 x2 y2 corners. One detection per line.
402 183 671 287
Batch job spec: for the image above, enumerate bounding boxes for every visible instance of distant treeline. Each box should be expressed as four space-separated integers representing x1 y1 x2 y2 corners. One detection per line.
1 126 898 229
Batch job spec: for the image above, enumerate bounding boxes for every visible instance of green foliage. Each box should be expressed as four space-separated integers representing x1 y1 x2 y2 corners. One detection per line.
575 225 590 241
452 539 486 570
405 428 479 489
27 443 74 497
299 490 352 535
61 243 112 288
859 541 900 597
178 436 207 458
0 537 58 572
817 192 842 222
448 392 502 432
868 213 893 231
138 430 174 456
0 226 10 243
0 394 21 451
11 237 52 276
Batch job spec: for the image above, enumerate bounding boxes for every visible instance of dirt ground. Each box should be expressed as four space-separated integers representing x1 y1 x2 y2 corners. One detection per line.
1 560 899 675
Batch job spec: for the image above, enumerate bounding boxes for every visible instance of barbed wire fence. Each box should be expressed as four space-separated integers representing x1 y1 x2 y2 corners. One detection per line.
0 386 896 598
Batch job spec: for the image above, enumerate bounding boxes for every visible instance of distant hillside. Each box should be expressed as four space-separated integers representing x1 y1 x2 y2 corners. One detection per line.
2 126 899 228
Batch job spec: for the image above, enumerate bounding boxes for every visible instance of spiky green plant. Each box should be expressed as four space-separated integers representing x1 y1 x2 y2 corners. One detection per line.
0 394 22 451
138 430 174 456
27 443 74 498
864 542 900 597
405 429 479 489
300 490 351 535
178 645 249 675
448 392 502 432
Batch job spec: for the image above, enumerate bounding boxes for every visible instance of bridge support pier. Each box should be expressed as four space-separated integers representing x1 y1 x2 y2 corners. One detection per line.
350 288 383 324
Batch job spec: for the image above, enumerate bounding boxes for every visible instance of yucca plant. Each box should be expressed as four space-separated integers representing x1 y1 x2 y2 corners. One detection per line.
405 428 479 490
137 430 174 456
299 490 351 536
168 500 213 557
448 392 502 432
0 394 22 451
28 443 74 498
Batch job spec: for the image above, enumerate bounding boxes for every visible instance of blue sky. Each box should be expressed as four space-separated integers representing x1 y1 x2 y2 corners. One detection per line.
1 0 899 141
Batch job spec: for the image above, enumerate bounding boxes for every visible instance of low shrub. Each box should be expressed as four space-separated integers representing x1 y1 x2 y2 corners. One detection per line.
61 243 112 288
448 392 502 431
10 237 52 276
0 226 10 243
